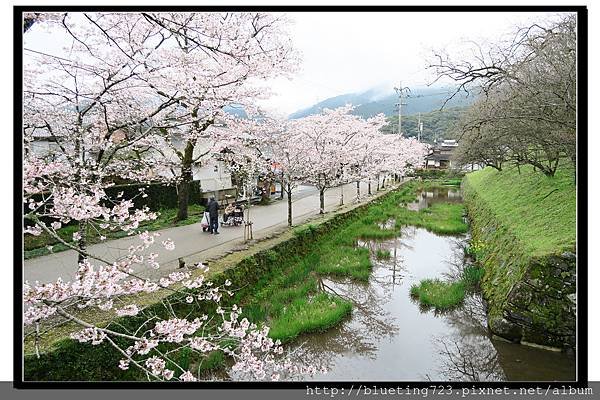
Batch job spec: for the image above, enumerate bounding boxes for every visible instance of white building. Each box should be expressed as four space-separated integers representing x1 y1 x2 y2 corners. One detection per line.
28 126 237 200
425 139 459 169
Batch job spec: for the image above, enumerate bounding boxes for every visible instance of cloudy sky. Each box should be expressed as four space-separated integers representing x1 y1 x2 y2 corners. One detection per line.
23 11 567 117
259 11 565 116
26 12 568 116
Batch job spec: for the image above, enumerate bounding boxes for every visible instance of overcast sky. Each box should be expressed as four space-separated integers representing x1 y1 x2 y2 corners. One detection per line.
259 11 566 116
23 11 567 117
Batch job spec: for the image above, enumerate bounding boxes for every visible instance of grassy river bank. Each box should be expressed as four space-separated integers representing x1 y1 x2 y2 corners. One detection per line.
25 179 468 381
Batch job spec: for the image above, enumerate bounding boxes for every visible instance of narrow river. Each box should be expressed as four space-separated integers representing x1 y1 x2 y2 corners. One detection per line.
287 187 575 382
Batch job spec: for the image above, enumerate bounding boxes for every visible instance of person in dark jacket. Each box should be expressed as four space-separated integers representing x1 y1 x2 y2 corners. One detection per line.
207 197 220 234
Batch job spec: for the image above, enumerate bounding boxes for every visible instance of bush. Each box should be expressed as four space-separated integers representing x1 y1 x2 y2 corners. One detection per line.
412 169 465 180
104 181 203 211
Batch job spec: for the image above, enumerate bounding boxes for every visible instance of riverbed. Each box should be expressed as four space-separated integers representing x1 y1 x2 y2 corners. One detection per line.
286 187 576 382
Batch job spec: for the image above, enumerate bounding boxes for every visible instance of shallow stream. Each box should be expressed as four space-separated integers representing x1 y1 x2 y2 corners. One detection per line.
287 188 575 381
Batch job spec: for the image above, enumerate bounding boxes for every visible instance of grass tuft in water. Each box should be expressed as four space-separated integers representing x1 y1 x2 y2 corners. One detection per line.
410 279 466 310
315 246 372 281
268 293 352 342
375 249 391 260
411 265 485 311
462 265 485 288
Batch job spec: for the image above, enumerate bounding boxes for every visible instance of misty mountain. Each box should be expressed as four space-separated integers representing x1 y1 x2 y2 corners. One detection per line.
288 86 476 119
223 104 248 118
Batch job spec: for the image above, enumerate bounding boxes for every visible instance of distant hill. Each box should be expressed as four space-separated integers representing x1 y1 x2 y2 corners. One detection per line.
288 86 476 119
223 104 248 118
382 107 466 144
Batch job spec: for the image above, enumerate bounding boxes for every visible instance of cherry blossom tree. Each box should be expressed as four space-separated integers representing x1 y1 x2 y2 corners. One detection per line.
22 11 317 382
291 105 369 213
234 117 309 226
369 134 429 189
135 12 300 221
270 128 311 226
214 119 273 240
23 12 182 263
343 113 388 201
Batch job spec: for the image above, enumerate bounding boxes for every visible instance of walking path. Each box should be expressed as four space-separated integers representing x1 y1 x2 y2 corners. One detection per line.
23 180 399 284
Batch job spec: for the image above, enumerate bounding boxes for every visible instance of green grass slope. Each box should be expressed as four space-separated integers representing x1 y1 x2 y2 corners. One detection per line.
463 164 576 347
464 165 575 257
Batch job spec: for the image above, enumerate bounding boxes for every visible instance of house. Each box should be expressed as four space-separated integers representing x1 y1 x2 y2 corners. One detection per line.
425 139 458 169
28 130 62 157
149 124 237 202
28 125 237 201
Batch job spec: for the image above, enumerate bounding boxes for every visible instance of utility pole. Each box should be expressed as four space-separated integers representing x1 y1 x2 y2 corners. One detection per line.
417 113 423 142
394 83 410 135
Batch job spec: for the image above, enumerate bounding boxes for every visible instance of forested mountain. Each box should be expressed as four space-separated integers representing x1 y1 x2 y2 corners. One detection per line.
288 86 475 119
381 107 466 144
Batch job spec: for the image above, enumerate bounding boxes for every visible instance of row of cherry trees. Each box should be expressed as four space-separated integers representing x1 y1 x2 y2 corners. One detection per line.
23 11 312 382
22 12 426 381
226 105 428 227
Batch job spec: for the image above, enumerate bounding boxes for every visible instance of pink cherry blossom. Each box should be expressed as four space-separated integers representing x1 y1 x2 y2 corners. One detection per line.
116 305 140 317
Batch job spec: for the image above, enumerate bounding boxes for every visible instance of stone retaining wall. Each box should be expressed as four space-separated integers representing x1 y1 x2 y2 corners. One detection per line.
462 179 576 349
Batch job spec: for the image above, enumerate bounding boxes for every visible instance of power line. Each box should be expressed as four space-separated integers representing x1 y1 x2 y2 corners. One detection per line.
393 83 410 135
417 112 423 142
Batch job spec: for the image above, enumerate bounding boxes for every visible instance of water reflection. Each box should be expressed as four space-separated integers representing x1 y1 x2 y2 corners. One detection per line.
289 226 575 382
378 218 396 230
215 188 575 381
406 187 462 211
434 334 506 381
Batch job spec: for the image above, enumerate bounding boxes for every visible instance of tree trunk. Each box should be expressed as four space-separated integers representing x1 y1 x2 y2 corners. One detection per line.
280 173 285 200
176 141 195 221
287 183 293 227
261 178 271 204
376 174 380 191
319 188 325 214
77 221 87 265
381 174 386 189
74 128 87 265
356 180 360 201
339 186 344 206
244 183 252 241
176 180 190 221
368 178 372 195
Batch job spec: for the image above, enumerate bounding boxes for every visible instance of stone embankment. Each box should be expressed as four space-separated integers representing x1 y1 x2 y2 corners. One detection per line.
462 167 576 349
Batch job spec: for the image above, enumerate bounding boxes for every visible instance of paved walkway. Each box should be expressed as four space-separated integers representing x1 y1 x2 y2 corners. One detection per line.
23 180 399 284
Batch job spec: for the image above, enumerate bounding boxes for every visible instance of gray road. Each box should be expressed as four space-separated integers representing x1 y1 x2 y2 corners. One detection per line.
23 181 391 284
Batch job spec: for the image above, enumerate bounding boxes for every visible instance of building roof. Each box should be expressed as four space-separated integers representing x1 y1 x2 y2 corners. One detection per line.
426 153 452 162
440 139 458 147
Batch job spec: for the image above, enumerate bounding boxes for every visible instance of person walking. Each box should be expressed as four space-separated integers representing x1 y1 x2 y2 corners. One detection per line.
207 196 220 234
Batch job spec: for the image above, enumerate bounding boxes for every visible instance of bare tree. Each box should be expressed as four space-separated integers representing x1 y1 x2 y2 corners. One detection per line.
432 14 576 176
